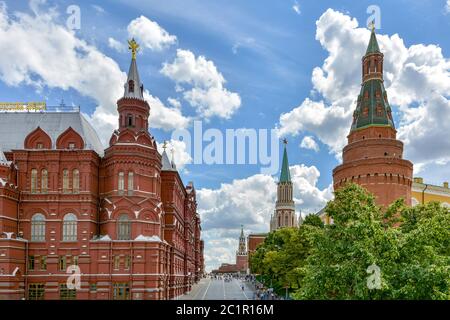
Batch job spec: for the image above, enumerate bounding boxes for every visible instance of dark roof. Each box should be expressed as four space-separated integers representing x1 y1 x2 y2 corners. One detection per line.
279 144 291 183
351 79 395 131
0 112 104 155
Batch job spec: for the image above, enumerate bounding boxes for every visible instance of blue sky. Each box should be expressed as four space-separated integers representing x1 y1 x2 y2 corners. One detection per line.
2 0 450 270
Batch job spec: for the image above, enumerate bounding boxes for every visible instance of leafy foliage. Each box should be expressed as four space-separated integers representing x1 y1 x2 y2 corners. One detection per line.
252 184 450 300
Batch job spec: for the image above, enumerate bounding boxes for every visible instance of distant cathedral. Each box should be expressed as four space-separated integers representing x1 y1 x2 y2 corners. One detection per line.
270 140 301 231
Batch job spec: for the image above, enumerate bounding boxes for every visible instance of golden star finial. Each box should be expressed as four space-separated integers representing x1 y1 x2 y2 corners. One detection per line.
128 38 140 60
370 20 375 32
282 138 288 145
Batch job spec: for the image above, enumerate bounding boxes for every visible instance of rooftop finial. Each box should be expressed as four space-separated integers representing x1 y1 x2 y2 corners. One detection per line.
128 38 140 60
282 138 288 145
162 140 168 151
370 20 375 32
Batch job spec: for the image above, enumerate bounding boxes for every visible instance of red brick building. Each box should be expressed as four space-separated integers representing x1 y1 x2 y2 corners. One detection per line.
0 43 204 300
333 27 413 207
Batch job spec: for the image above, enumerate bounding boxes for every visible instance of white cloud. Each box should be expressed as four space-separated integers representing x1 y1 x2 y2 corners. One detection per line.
446 0 450 14
161 49 241 119
156 138 192 171
144 92 190 132
198 164 332 271
91 4 105 14
292 1 301 15
0 3 190 145
300 135 319 152
167 97 181 109
127 15 176 51
108 37 126 53
278 8 450 174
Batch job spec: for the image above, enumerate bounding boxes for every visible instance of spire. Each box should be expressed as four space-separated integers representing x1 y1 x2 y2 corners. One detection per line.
0 147 10 165
240 225 244 238
279 139 291 183
365 22 380 55
123 38 144 99
351 26 394 132
0 147 8 164
161 141 176 171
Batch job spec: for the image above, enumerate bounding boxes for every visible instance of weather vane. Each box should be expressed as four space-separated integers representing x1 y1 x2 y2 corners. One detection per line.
128 38 140 60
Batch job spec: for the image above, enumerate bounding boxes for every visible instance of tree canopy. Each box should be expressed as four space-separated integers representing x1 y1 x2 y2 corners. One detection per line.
251 183 450 300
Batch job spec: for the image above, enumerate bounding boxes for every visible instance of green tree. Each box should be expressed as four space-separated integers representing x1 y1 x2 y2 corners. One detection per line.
293 184 450 300
250 217 322 295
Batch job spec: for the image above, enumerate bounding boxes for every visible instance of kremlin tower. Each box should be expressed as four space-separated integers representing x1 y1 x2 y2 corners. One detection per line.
333 25 413 207
270 140 298 231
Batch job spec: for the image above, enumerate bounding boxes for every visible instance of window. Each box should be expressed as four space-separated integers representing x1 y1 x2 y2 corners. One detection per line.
63 169 70 193
117 214 131 240
28 255 35 271
59 256 67 271
41 169 48 193
72 256 79 266
28 283 45 300
90 283 97 292
128 172 134 196
68 143 75 150
31 169 38 193
40 256 47 270
73 169 80 194
285 215 288 226
118 172 124 195
127 114 134 127
124 255 131 270
31 213 45 241
114 256 120 270
128 80 134 93
36 143 43 149
113 283 130 300
60 283 76 300
63 213 77 241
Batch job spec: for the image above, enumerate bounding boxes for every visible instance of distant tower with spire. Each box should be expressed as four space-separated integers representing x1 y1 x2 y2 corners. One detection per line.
270 139 297 231
333 25 413 207
235 225 248 273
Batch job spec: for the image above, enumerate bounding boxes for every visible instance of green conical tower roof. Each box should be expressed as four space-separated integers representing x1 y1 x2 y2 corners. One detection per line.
351 25 395 132
279 140 291 183
366 25 380 55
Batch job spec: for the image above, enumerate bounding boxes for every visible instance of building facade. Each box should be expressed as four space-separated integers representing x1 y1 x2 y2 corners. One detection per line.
411 178 450 207
270 140 299 231
333 27 413 207
0 41 203 300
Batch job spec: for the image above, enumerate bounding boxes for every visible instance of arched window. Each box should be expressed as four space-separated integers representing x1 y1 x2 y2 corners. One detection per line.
117 214 131 240
31 169 38 193
41 169 48 193
128 80 134 93
127 114 133 127
31 213 45 241
63 169 70 193
128 172 134 196
73 169 80 194
63 213 77 241
118 172 124 195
